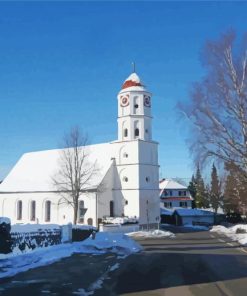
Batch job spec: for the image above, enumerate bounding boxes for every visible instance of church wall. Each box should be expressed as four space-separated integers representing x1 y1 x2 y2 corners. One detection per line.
122 189 140 218
97 163 115 221
0 192 99 227
0 193 62 225
139 189 160 226
78 193 97 226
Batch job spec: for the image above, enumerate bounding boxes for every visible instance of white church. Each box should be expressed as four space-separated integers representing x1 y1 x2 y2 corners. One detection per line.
0 72 160 228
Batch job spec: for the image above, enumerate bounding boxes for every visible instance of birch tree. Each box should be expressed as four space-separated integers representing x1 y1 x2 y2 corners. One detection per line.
179 30 247 177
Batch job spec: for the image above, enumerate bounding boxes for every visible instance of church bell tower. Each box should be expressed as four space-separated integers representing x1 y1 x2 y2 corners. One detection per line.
112 71 160 228
117 72 152 142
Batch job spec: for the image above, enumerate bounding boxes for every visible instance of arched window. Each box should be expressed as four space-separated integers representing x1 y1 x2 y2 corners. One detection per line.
135 128 139 137
17 200 22 220
30 200 36 221
124 128 128 137
45 200 51 222
110 201 114 217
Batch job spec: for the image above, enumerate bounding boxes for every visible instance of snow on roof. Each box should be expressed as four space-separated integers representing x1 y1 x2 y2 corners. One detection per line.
124 73 141 83
160 207 174 216
0 143 114 192
159 179 187 190
121 72 146 92
174 208 214 217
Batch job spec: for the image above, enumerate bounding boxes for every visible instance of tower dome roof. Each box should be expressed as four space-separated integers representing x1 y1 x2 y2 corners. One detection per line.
121 72 145 90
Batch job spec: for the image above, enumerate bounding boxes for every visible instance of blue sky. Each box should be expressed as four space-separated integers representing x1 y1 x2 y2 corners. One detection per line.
0 1 247 182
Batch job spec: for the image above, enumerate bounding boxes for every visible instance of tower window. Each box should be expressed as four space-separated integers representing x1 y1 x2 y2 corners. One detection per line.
134 104 139 108
123 152 128 158
145 129 148 133
123 176 128 182
146 177 150 182
135 128 139 137
124 129 128 137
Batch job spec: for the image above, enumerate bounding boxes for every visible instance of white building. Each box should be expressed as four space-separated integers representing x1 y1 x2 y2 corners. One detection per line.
0 72 160 228
159 178 193 209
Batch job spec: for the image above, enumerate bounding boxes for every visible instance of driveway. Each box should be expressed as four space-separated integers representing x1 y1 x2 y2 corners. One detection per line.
1 228 247 295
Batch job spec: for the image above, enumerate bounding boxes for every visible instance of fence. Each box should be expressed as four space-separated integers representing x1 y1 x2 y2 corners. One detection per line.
11 229 62 252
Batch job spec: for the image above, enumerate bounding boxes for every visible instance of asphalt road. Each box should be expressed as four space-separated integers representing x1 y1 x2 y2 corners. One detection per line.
1 228 247 295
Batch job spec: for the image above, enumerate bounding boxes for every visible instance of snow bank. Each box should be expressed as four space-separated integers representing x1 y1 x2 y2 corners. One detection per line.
0 232 141 279
11 223 60 233
211 224 247 246
211 225 234 234
0 217 11 224
127 229 175 238
231 224 247 233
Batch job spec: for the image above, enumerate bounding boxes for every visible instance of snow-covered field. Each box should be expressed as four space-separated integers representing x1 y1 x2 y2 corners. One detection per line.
127 229 175 238
0 232 142 279
211 224 247 246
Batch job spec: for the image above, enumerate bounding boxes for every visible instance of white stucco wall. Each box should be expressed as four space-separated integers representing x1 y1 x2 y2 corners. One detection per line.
0 191 98 226
161 200 193 208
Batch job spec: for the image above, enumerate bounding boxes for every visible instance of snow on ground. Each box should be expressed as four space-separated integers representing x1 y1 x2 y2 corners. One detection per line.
127 229 175 238
10 223 96 233
0 217 11 224
11 223 60 233
211 224 247 246
0 232 142 279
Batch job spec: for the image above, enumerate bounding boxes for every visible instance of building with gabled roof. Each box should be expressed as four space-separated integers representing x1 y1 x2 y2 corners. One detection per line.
159 178 193 209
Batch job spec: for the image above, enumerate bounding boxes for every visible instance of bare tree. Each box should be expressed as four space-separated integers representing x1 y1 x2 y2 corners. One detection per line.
179 30 247 176
223 162 247 214
53 127 98 224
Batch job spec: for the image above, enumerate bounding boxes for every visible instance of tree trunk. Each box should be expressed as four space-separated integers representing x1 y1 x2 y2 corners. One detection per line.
73 205 78 225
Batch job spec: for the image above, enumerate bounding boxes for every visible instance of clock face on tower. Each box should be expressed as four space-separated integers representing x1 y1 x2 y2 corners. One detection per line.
120 95 129 107
144 95 151 107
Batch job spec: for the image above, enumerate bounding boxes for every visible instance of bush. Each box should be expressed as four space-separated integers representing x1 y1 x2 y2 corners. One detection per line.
226 213 243 224
72 228 94 242
0 221 12 254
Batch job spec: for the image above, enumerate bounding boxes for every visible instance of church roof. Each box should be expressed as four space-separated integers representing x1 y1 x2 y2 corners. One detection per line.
121 72 146 92
0 143 114 193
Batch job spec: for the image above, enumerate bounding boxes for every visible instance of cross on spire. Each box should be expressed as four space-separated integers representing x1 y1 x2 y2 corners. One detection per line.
132 62 136 73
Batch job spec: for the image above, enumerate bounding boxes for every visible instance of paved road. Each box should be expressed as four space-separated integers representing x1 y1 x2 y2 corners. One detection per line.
1 229 247 295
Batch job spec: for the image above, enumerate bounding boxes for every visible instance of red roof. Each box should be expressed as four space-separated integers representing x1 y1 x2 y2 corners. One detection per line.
121 80 143 89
